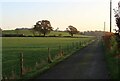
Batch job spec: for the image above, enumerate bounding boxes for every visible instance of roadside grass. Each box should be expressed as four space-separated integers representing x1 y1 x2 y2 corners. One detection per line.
103 34 119 79
105 53 119 79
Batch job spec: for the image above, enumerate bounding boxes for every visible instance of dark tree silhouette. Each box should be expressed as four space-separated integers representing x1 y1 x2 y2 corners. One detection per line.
33 20 53 36
66 25 79 37
116 17 120 32
114 2 120 48
114 3 120 34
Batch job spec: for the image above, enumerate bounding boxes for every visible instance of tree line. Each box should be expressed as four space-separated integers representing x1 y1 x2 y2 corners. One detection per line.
32 20 79 37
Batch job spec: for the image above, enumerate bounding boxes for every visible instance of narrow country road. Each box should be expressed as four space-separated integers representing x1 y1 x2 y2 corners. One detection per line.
36 39 109 79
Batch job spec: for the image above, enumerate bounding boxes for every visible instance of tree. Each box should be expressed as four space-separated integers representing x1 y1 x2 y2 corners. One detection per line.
114 2 120 34
33 22 42 36
66 25 79 37
116 17 120 32
33 20 53 36
114 10 120 33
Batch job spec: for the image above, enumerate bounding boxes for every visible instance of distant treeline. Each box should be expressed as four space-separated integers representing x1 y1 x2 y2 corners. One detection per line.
1 30 106 37
1 33 71 37
83 31 105 37
2 34 25 37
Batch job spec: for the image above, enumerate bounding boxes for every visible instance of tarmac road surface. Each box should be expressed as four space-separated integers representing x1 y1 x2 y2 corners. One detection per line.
36 39 109 79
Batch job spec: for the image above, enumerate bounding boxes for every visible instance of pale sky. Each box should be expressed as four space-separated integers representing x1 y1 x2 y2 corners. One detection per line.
0 0 120 32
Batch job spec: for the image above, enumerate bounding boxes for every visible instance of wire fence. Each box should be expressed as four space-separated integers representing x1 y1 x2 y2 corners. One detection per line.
2 39 95 80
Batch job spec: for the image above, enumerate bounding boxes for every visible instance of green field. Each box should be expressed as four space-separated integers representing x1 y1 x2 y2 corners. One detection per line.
2 37 94 79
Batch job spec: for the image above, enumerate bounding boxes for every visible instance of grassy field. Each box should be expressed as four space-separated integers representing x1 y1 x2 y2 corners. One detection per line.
2 37 94 79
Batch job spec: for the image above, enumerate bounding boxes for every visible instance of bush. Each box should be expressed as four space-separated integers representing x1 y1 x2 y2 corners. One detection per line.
2 34 25 37
102 33 119 79
58 34 62 37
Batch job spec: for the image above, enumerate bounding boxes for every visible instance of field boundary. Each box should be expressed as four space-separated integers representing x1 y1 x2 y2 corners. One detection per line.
2 37 95 80
23 39 96 80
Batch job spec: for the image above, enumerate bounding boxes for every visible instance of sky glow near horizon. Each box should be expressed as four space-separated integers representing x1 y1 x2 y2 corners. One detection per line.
0 0 120 32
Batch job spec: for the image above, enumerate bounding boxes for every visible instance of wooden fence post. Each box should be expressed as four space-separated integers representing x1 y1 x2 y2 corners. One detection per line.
61 50 64 56
48 48 52 63
20 53 23 77
76 42 78 49
79 41 81 46
81 41 82 46
59 45 63 57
